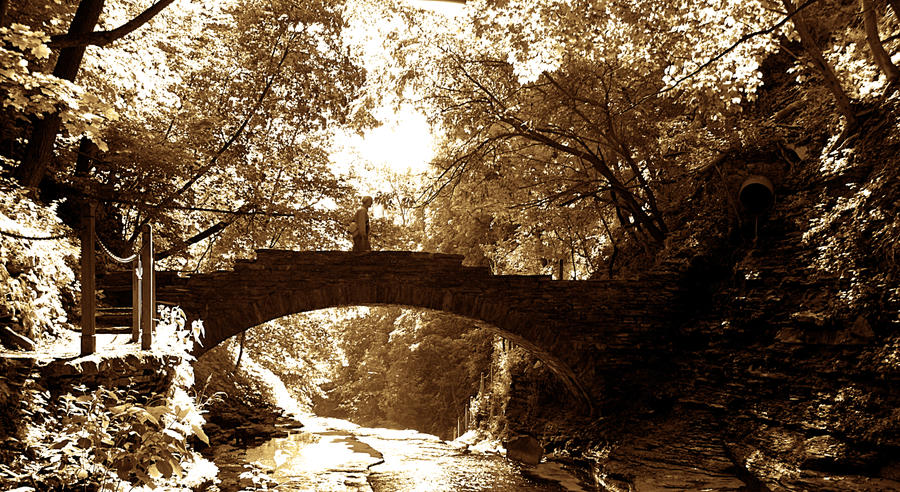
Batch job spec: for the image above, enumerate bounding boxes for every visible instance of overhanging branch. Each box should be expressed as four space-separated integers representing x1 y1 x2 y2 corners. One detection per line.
49 0 177 48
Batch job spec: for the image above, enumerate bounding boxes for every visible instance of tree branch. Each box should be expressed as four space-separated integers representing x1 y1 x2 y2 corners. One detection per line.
156 219 232 261
48 0 177 48
861 0 900 84
128 34 295 242
619 0 823 116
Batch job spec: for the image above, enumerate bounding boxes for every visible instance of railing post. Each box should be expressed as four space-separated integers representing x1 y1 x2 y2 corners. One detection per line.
80 202 96 356
140 224 155 350
131 257 141 343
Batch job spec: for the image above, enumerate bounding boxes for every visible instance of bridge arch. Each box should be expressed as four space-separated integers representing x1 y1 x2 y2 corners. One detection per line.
145 250 679 413
186 284 593 411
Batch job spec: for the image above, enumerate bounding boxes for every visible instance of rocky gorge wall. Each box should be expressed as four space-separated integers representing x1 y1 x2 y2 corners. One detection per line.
483 107 900 489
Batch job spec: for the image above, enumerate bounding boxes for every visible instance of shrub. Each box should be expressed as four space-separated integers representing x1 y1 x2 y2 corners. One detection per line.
0 179 79 343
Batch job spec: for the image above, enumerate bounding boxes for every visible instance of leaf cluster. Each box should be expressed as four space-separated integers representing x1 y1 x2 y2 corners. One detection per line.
0 179 78 342
1 23 117 152
45 385 211 490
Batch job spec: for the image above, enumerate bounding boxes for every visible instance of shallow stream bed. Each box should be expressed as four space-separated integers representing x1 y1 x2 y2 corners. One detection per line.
211 416 592 491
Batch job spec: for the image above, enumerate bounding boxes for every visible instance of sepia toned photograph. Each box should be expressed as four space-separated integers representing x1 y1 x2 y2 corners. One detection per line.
1 0 899 490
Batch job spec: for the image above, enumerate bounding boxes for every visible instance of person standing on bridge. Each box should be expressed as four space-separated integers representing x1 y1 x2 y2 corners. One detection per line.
351 195 372 252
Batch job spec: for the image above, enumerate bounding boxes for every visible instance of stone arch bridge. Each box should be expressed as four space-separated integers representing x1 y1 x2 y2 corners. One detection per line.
101 250 682 411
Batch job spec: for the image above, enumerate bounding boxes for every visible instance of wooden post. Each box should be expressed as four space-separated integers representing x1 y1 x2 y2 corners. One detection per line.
140 224 155 350
80 202 96 356
131 257 140 343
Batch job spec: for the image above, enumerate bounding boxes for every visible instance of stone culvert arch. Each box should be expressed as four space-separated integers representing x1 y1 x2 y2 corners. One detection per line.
136 250 681 413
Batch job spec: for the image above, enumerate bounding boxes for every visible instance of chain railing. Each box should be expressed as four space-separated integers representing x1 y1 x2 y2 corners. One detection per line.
95 234 138 264
81 202 155 356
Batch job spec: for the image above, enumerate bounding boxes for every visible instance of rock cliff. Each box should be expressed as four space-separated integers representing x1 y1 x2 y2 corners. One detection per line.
491 90 900 490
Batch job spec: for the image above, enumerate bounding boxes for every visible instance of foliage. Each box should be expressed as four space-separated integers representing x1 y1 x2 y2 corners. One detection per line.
348 0 683 273
464 0 785 113
0 23 117 153
794 119 900 328
367 170 429 251
154 305 205 356
0 178 78 342
63 0 364 270
239 311 344 408
46 384 212 490
2 0 369 273
342 0 900 280
193 341 282 413
467 338 531 438
314 307 493 439
0 273 216 490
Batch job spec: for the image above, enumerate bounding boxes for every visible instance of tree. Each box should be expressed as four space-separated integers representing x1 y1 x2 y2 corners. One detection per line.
3 0 366 267
126 0 363 266
1 22 115 160
6 0 367 271
427 54 669 242
315 307 492 438
860 0 900 86
12 0 179 188
348 0 900 274
780 0 858 127
342 0 801 272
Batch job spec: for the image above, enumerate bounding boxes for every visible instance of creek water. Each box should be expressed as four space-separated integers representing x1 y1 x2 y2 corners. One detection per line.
239 416 593 491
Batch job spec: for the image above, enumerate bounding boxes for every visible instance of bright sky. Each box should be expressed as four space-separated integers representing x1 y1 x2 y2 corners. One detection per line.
330 0 466 197
330 106 435 180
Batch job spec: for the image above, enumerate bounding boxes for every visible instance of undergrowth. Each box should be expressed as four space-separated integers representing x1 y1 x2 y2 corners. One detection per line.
0 178 79 345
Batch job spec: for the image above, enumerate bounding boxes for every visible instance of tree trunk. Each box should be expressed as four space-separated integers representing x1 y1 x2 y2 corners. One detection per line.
781 0 858 127
13 0 106 188
594 158 666 243
599 213 618 279
861 0 900 84
233 331 246 372
617 150 668 235
0 0 10 27
74 136 99 177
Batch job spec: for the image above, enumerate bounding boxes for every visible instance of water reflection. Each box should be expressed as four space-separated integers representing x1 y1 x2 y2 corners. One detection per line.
243 417 591 491
244 424 380 490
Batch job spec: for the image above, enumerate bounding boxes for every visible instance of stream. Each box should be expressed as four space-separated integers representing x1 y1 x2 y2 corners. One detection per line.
212 415 593 491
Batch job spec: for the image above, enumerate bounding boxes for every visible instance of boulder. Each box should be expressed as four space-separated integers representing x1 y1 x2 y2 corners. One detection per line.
1 326 35 351
504 435 543 465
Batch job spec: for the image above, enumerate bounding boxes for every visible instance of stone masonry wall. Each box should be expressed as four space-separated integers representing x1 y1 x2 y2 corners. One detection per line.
39 352 182 396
